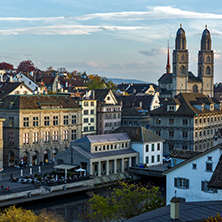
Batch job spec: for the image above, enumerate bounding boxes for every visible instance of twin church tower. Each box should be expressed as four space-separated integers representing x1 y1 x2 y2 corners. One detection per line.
161 24 214 97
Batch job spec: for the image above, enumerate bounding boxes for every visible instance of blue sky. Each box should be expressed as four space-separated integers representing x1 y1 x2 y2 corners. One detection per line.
1 0 222 84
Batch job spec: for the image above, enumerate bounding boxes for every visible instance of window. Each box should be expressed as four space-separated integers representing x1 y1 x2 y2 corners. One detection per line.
84 118 88 123
33 117 38 127
33 132 38 144
23 133 29 144
9 133 14 145
84 110 88 115
90 110 94 115
146 156 149 163
53 131 58 142
169 118 174 125
90 126 94 131
208 156 212 161
157 143 160 150
169 144 174 151
174 177 189 189
199 118 202 124
156 118 161 124
157 155 160 162
156 130 161 136
182 145 188 150
183 131 188 138
152 144 154 151
44 116 49 126
9 117 14 127
64 116 68 125
146 144 149 152
202 181 217 193
169 131 174 138
84 102 88 106
192 163 197 170
63 130 68 141
151 156 154 163
183 119 188 125
168 105 175 111
71 130 76 141
103 145 105 150
84 127 88 132
23 117 29 127
72 115 76 124
44 132 50 143
53 116 58 126
91 102 94 106
206 162 213 172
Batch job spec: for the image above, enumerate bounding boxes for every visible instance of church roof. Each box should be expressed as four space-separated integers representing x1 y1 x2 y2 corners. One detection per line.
202 27 211 37
158 73 172 83
188 71 202 83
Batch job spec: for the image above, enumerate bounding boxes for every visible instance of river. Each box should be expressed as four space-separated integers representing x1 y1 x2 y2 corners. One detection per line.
18 177 166 222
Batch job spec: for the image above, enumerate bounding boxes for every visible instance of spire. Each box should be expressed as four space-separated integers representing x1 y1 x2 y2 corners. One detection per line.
166 40 171 74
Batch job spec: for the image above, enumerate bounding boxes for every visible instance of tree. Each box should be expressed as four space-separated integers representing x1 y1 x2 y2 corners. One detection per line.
87 74 116 90
79 182 165 222
206 213 222 222
17 60 36 72
0 62 13 70
0 206 64 222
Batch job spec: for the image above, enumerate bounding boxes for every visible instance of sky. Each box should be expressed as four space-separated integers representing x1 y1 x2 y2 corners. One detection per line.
1 1 222 84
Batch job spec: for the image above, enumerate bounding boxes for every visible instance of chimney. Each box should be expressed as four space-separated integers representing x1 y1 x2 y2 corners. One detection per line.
9 76 13 82
92 90 95 100
170 196 180 220
139 101 142 108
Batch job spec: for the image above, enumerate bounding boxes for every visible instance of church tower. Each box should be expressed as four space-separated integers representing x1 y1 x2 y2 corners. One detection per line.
172 24 189 97
198 25 214 97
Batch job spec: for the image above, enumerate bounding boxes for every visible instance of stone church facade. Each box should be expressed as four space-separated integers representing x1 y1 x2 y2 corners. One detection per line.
159 25 214 98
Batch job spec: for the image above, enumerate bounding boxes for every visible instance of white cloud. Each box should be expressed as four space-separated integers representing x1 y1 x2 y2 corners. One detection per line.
0 25 141 35
75 6 222 21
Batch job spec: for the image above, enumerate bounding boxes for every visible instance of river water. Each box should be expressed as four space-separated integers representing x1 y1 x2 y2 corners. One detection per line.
19 177 166 222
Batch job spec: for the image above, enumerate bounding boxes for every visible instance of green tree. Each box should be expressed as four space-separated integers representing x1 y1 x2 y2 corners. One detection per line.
79 182 165 222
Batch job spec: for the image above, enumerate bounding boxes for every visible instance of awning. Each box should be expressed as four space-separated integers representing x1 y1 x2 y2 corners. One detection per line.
53 164 77 170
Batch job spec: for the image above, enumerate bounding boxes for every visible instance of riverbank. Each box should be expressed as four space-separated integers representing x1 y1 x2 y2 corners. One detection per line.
0 172 136 208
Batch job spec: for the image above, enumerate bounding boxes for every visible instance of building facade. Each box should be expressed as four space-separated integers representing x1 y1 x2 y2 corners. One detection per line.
0 95 82 166
78 98 97 136
150 93 222 154
56 133 138 177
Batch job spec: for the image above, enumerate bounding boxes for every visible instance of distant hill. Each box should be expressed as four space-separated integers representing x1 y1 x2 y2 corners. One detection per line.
109 78 151 85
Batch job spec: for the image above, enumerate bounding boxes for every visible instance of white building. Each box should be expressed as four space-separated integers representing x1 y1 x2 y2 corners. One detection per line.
112 126 164 167
13 72 45 94
163 144 222 204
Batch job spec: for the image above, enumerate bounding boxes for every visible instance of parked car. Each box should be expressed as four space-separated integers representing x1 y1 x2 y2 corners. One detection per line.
163 157 171 163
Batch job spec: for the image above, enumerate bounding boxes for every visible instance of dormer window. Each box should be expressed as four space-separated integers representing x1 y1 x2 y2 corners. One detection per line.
202 105 204 111
210 104 214 111
167 105 175 112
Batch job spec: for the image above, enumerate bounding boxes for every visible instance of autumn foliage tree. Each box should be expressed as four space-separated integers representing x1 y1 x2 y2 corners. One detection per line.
0 62 13 70
79 182 165 222
17 60 36 72
0 206 64 222
87 74 116 90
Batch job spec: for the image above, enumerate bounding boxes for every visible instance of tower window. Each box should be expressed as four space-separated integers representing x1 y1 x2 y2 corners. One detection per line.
206 66 210 75
206 56 210 63
180 66 186 75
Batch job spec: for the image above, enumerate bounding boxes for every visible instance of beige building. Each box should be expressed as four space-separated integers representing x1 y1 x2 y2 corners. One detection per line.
0 118 5 169
0 95 82 166
150 93 222 154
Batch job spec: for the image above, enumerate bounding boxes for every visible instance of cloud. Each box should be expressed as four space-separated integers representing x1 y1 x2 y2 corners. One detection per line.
139 47 167 57
0 25 141 35
75 6 222 21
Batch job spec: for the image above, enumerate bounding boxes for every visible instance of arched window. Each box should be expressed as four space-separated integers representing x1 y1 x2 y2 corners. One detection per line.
206 56 210 63
182 39 185 49
193 85 198 93
206 66 211 75
180 65 186 75
181 55 185 61
207 39 210 50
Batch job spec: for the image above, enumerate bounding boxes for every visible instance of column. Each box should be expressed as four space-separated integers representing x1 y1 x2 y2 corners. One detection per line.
129 157 132 168
106 160 109 176
121 158 124 173
114 159 117 174
98 161 101 177
90 162 93 176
